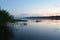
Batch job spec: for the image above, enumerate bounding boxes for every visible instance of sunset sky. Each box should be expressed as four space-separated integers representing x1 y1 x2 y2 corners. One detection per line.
0 0 60 17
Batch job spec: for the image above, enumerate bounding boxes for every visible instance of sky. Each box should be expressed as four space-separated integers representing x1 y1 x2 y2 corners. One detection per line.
0 0 60 17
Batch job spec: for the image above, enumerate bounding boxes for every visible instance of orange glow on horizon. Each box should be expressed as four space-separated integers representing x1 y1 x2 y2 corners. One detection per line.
38 13 60 16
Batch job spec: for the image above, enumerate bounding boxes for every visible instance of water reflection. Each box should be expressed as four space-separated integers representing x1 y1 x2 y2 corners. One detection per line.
13 20 60 40
54 28 59 32
14 22 27 26
34 19 60 24
23 23 27 26
12 22 28 33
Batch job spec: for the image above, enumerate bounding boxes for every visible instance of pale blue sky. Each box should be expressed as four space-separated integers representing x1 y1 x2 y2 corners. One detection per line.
0 0 60 17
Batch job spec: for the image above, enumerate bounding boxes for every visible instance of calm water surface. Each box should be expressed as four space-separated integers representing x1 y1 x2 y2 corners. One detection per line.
13 20 60 40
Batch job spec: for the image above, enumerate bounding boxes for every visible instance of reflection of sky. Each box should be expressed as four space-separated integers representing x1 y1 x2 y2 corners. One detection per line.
0 0 60 17
14 20 60 40
39 20 60 24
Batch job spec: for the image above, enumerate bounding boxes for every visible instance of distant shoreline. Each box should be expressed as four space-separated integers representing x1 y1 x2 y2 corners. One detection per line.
14 16 60 22
25 16 60 20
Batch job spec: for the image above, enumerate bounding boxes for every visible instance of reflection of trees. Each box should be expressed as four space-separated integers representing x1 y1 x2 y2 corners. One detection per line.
14 22 27 27
23 23 27 26
35 20 42 23
0 9 14 40
11 22 27 32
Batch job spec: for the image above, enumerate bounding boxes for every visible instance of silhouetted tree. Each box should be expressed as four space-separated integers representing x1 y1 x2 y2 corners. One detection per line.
0 9 14 40
0 9 14 26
